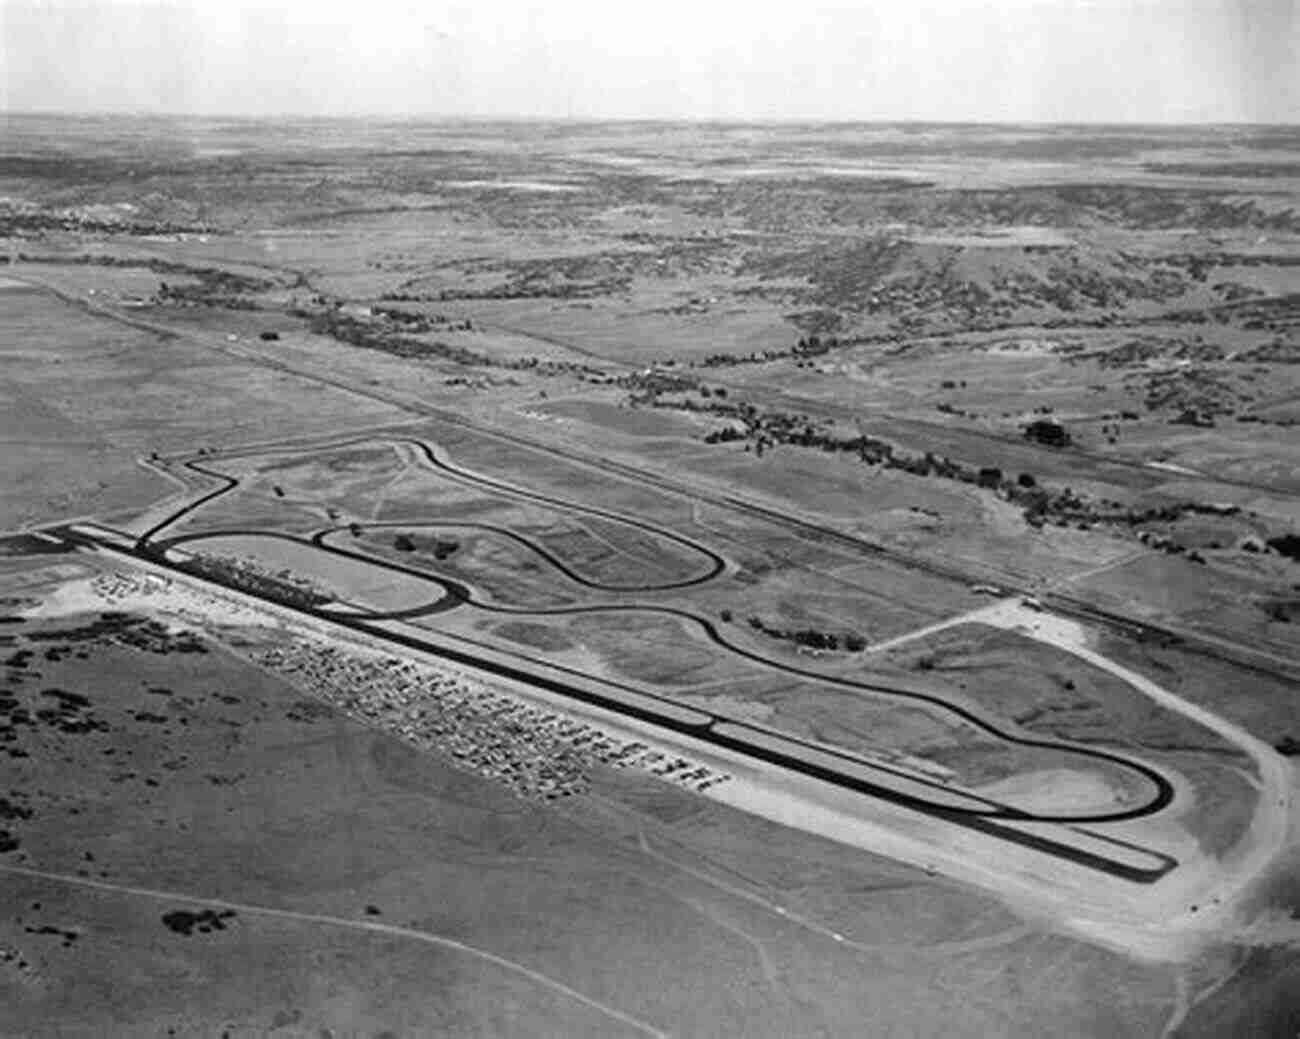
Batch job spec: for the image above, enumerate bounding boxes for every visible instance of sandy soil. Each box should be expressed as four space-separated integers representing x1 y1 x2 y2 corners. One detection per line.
975 769 1125 815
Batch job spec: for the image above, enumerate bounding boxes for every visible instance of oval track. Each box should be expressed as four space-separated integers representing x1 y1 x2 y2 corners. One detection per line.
311 521 721 594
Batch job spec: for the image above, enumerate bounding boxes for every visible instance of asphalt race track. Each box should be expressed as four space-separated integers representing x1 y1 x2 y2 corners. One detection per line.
52 433 1189 882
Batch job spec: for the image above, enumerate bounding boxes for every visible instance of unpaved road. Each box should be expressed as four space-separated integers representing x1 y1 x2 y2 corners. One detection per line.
981 598 1295 956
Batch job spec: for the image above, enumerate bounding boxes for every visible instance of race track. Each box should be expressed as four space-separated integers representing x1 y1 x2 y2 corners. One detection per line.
52 431 1291 888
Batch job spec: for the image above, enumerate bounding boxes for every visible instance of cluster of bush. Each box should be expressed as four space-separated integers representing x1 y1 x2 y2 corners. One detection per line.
371 305 473 332
619 369 700 400
698 348 788 368
16 251 277 307
1022 419 1071 446
1 209 205 237
303 303 605 378
740 613 867 652
433 279 625 301
678 394 1261 543
158 268 276 309
303 308 492 364
392 533 460 559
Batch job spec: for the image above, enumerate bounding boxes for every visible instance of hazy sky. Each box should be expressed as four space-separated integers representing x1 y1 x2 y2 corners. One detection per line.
2 0 1297 122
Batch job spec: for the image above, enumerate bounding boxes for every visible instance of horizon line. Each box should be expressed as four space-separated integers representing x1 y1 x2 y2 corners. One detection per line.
4 109 1297 130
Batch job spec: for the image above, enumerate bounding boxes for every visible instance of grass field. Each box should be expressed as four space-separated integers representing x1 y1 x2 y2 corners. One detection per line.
0 281 404 530
876 624 1247 757
0 608 1182 1036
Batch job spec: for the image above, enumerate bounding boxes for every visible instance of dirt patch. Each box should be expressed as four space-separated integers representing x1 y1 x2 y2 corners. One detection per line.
492 620 575 652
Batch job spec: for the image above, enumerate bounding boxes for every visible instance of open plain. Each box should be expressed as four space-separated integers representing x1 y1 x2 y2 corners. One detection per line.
2 116 1299 1036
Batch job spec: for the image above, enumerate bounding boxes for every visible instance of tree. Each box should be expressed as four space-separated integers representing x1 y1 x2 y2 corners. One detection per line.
1023 419 1070 447
432 538 460 560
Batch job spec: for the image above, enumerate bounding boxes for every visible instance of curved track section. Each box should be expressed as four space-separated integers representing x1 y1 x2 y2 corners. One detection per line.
311 520 720 595
155 529 469 620
314 527 1172 826
408 439 727 591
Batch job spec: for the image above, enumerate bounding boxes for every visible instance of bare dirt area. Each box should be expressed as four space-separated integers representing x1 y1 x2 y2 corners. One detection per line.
875 623 1246 757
